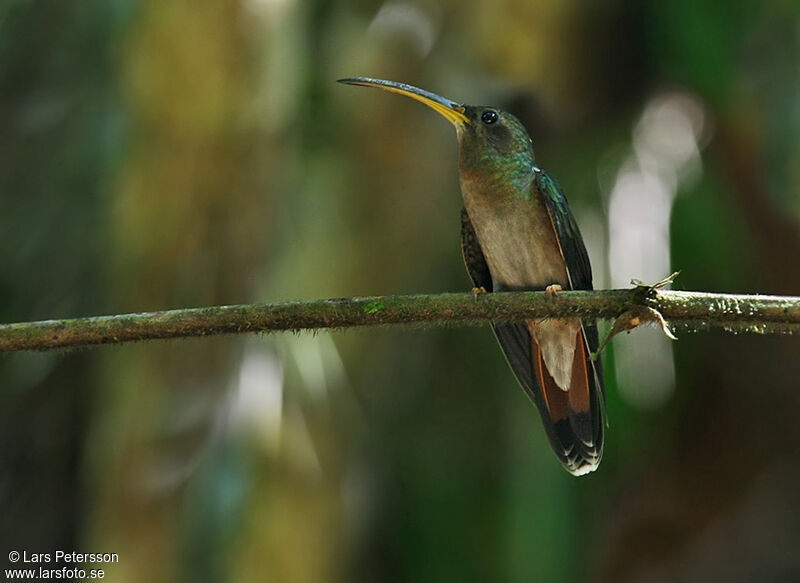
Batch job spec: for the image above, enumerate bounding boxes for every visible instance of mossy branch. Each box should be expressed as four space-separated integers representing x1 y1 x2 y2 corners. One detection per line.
1 287 799 354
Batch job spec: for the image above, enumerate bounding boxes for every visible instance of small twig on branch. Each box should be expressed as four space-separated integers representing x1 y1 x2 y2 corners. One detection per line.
594 273 682 356
0 289 799 354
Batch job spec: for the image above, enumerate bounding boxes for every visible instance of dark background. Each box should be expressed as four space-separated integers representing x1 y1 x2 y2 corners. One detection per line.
2 1 799 581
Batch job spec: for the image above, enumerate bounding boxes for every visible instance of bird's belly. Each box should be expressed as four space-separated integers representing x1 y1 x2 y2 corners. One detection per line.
467 198 578 390
465 198 568 290
463 189 579 390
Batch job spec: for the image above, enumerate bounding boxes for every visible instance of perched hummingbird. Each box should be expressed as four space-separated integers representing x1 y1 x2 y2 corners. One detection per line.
339 77 605 475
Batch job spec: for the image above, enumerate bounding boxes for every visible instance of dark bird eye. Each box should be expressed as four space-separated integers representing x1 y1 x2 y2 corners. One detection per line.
481 110 498 125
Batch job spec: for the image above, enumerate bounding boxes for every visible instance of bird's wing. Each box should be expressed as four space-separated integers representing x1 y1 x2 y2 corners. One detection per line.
460 208 603 475
535 170 593 290
536 170 607 437
460 207 493 292
535 170 605 371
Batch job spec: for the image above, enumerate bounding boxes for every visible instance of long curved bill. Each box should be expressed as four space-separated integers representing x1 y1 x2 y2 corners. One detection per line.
338 77 470 126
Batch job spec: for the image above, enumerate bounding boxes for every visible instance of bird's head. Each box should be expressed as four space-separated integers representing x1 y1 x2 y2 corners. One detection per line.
338 77 536 190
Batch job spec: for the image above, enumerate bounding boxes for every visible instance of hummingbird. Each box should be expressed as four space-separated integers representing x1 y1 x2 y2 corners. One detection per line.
339 77 605 476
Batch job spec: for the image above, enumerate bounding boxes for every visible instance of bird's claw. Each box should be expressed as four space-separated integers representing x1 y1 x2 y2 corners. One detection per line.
545 284 563 298
471 286 488 298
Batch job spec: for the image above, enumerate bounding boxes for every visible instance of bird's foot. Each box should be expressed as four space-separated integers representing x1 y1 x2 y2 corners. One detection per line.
545 284 563 298
471 286 488 298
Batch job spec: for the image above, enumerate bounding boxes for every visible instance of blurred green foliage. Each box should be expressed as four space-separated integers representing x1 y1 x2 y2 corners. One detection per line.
1 1 799 582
